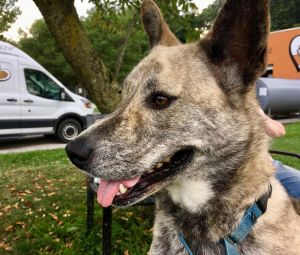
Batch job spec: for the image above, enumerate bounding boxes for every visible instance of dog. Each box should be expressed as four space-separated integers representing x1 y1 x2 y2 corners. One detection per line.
66 0 300 254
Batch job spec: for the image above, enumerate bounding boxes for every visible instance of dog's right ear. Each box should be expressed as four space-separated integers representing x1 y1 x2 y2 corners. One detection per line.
141 0 181 49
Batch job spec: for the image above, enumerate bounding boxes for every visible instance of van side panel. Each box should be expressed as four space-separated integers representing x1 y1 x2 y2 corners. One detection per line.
19 65 67 134
0 41 94 140
0 57 22 135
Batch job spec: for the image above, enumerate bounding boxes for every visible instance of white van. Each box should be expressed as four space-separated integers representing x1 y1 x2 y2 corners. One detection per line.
0 41 95 143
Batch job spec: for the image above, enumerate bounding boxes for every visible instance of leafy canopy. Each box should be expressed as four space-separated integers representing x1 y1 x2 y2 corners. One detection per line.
0 0 21 35
18 0 300 94
18 20 78 89
270 0 300 30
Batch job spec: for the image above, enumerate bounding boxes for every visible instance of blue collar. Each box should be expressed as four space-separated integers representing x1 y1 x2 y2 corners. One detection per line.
178 185 272 255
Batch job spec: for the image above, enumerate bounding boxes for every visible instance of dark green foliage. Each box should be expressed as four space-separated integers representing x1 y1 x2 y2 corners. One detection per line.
190 0 225 37
270 0 300 31
84 9 149 83
194 0 300 32
18 20 78 89
0 0 21 35
17 1 199 87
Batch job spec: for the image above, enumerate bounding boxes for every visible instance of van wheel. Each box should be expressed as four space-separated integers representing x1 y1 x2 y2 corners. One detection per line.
57 119 82 143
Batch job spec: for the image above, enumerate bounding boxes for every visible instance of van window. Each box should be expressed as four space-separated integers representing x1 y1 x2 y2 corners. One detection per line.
24 69 61 100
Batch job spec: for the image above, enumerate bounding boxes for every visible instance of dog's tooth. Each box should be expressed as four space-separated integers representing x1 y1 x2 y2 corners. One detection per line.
162 156 172 163
119 184 127 194
156 162 163 169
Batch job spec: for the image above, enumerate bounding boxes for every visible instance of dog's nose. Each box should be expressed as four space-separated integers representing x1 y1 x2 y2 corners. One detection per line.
65 138 93 169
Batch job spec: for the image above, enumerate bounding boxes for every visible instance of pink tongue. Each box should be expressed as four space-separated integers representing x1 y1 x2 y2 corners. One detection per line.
97 176 141 207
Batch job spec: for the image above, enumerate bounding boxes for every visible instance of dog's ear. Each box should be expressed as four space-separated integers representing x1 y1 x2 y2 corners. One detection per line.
141 0 181 49
201 0 270 88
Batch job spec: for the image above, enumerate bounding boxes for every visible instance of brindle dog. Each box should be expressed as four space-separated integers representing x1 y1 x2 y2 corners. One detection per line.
66 0 300 254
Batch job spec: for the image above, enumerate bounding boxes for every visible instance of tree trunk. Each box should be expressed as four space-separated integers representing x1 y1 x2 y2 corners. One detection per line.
33 0 121 113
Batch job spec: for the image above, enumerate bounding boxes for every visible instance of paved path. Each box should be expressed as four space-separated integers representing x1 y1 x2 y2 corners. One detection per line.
0 135 66 154
277 117 300 124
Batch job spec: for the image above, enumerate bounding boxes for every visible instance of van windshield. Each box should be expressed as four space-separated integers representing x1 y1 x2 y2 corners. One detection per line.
24 69 61 100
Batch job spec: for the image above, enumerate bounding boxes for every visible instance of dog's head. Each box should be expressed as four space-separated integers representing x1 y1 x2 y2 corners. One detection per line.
66 0 271 209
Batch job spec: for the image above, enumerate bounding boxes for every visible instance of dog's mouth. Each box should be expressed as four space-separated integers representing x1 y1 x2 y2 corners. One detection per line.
97 147 194 207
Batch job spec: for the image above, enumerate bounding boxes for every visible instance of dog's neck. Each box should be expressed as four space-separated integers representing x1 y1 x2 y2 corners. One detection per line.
153 155 274 254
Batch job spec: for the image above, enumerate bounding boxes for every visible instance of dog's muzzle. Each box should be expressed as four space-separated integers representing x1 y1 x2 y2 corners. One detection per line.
65 137 93 170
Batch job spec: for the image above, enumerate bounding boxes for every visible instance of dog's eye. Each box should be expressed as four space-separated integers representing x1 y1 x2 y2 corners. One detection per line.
147 92 177 110
155 95 169 106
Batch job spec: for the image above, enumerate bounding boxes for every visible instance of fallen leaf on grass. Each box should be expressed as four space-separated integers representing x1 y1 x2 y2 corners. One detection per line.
13 203 19 209
135 216 142 221
126 212 133 217
3 205 11 212
17 192 27 197
5 225 14 232
42 246 50 252
37 173 45 180
15 221 26 228
65 242 73 248
124 250 129 255
35 183 42 189
4 246 12 251
26 210 33 215
8 185 16 192
49 213 59 222
25 232 32 238
47 192 56 197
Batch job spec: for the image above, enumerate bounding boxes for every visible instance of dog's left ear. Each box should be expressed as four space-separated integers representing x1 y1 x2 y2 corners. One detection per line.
200 0 270 88
141 0 181 49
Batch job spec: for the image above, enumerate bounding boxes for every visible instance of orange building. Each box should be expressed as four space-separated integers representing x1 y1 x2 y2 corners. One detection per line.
265 27 300 79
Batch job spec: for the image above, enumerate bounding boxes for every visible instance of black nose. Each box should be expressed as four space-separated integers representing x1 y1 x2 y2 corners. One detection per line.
65 138 93 169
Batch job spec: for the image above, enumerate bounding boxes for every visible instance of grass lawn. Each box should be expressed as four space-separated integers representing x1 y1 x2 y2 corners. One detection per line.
272 122 300 169
0 122 299 255
0 150 153 255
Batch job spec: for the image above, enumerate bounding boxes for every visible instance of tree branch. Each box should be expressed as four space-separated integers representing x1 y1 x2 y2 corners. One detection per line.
114 12 138 80
33 0 121 113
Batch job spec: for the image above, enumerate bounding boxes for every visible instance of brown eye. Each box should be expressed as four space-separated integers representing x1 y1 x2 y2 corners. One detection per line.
147 92 177 110
155 95 170 106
